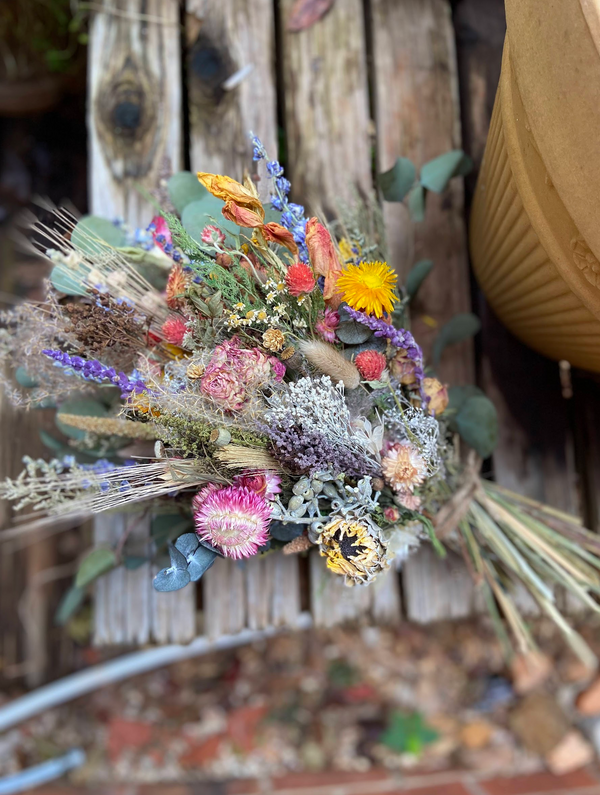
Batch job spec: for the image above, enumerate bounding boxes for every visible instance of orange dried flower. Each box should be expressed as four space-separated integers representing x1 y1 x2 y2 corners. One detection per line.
197 173 264 216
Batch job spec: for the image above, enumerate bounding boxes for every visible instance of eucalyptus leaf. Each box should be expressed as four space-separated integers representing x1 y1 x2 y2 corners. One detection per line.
167 171 209 214
71 215 127 255
420 150 472 193
56 398 108 440
447 384 485 416
153 566 191 592
15 367 38 388
455 395 498 459
343 336 387 359
432 313 481 368
405 259 434 300
55 584 86 626
407 184 425 222
187 545 218 582
379 157 416 202
181 197 240 245
75 547 117 588
40 429 65 452
174 532 200 560
336 320 373 345
123 555 148 570
50 264 88 296
151 514 193 548
168 543 188 571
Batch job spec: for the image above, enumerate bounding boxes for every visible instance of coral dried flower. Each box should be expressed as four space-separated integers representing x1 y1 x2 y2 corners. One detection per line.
382 442 427 493
336 261 398 318
285 261 316 296
161 316 188 346
193 484 272 559
354 350 387 381
165 264 189 310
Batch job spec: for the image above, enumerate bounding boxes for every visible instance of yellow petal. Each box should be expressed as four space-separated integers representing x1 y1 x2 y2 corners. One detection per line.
197 172 264 216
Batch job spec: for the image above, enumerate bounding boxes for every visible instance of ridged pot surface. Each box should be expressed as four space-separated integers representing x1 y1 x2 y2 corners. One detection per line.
470 0 600 371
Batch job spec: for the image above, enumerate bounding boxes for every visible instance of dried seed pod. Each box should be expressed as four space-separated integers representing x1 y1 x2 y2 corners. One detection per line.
209 428 232 446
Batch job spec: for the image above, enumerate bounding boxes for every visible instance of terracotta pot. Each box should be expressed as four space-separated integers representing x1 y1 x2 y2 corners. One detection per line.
470 0 600 372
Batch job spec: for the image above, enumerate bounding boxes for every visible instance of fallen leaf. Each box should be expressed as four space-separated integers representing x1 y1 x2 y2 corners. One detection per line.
287 0 336 32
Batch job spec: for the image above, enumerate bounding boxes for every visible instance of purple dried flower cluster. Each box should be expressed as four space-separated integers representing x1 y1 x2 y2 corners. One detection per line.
42 349 146 397
263 418 379 478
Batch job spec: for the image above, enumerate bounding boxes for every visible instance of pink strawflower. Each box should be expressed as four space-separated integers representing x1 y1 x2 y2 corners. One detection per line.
161 316 188 346
201 225 226 246
193 484 271 559
233 471 282 501
315 307 340 343
150 215 172 250
285 261 316 296
354 350 387 381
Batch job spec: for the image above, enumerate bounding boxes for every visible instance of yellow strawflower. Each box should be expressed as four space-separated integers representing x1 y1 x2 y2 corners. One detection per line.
335 260 398 318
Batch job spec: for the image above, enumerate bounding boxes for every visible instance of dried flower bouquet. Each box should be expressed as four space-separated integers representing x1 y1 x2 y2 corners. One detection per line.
2 138 600 665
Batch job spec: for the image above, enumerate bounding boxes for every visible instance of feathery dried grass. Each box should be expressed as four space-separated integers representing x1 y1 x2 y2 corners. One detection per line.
299 339 360 389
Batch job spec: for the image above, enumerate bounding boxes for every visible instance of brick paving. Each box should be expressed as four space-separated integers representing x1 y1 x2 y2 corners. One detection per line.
32 767 600 795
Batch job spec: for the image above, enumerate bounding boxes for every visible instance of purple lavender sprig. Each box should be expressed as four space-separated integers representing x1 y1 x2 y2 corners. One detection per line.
42 350 147 397
250 134 309 262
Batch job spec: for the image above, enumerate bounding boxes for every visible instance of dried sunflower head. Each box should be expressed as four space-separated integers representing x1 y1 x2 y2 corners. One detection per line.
316 514 389 586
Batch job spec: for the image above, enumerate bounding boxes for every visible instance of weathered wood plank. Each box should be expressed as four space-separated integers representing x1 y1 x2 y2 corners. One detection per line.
403 546 479 623
186 0 292 638
371 0 473 386
281 0 372 213
281 0 397 626
88 0 193 644
186 0 277 199
371 0 475 621
88 0 183 222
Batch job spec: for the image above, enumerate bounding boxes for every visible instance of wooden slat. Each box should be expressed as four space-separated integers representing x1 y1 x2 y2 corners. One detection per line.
403 546 480 623
280 0 372 212
88 0 194 644
186 0 293 638
281 0 399 626
186 0 278 199
371 0 475 621
371 0 474 386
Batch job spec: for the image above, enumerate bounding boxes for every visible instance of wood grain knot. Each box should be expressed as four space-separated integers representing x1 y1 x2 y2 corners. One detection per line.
95 55 158 179
188 32 236 112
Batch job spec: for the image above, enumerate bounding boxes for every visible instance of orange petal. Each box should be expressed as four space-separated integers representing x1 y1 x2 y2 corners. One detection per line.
262 222 299 255
305 217 343 305
197 173 264 216
222 201 264 228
